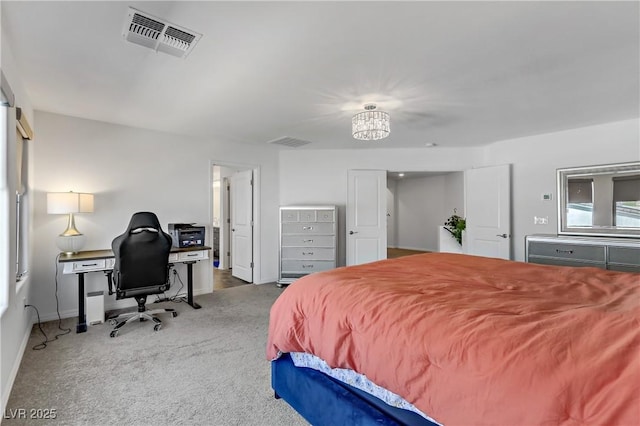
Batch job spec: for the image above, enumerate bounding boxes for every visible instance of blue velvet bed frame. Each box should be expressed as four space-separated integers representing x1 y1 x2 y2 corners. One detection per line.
271 354 438 426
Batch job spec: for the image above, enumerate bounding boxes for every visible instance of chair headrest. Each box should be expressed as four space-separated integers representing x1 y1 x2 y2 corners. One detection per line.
126 212 162 233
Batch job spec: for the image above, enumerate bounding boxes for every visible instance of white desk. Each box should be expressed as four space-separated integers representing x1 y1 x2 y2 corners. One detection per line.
59 246 210 333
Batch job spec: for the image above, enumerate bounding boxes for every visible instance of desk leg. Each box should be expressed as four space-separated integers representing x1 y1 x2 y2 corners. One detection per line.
77 273 87 333
185 261 201 309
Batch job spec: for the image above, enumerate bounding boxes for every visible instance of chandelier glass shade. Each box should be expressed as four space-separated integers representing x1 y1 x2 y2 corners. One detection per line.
352 104 390 141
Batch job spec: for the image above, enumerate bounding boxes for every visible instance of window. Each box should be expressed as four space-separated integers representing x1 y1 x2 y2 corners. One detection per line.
566 178 593 227
16 126 29 281
613 176 640 227
0 104 9 312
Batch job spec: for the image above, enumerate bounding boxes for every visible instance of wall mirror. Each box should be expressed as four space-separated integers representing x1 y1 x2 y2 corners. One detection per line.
557 162 640 238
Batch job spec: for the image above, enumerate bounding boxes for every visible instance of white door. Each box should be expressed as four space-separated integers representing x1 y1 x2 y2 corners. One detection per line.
465 164 511 259
346 170 387 266
230 169 253 282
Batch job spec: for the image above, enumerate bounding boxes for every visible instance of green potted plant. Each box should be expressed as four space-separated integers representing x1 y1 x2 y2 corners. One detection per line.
444 209 466 245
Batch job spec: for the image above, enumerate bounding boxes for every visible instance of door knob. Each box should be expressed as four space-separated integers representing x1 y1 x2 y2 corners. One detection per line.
349 231 358 235
496 233 509 238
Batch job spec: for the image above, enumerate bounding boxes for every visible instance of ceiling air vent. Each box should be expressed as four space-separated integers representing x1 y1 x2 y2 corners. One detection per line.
267 137 312 148
122 7 202 58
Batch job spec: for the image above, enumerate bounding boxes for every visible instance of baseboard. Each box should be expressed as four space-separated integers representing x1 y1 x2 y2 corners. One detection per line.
2 317 33 413
38 308 77 323
393 246 434 252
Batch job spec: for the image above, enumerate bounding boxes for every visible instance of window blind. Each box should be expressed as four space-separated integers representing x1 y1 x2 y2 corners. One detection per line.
567 179 593 204
613 176 640 202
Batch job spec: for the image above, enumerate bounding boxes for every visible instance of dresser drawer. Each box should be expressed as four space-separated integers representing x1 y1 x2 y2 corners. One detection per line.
528 256 606 269
281 260 335 273
281 210 300 223
298 210 317 222
282 247 335 261
528 242 605 262
608 246 640 266
316 209 335 222
282 222 335 235
70 259 107 272
608 264 640 273
282 235 335 247
178 250 207 261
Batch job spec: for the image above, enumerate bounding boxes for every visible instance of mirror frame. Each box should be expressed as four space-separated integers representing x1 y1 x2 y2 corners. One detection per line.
557 161 640 238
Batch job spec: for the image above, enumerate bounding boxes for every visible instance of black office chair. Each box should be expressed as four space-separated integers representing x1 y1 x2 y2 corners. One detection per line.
107 212 177 337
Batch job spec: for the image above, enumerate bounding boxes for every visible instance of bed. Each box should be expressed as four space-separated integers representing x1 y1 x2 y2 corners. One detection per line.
266 253 640 426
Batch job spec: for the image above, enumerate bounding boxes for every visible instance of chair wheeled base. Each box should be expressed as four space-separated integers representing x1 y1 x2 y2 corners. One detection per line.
108 295 177 337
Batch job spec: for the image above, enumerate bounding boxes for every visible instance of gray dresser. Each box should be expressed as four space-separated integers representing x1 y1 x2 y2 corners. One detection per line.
525 234 640 272
278 206 337 286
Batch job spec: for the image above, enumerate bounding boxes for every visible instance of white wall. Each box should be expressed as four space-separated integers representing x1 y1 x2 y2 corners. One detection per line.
393 172 464 252
396 175 445 251
483 118 640 260
0 34 36 413
280 119 639 264
31 112 280 321
279 147 480 265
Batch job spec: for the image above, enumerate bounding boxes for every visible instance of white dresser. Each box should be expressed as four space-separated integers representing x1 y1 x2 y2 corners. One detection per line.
278 206 337 286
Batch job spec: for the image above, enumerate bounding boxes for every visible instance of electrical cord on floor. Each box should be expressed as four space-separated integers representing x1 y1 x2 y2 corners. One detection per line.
168 270 185 302
27 254 73 350
25 304 50 350
53 254 72 337
154 269 185 303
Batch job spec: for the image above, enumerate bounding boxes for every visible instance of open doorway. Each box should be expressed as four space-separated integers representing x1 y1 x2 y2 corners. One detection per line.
211 162 259 289
386 171 464 257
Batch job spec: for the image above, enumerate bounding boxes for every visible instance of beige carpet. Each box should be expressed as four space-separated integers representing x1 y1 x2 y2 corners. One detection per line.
6 284 307 426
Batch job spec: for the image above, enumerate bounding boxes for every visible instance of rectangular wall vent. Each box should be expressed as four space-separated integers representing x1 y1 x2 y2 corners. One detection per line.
267 137 312 148
122 7 201 58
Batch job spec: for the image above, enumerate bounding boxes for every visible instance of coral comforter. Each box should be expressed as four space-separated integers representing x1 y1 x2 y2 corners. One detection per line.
267 253 640 426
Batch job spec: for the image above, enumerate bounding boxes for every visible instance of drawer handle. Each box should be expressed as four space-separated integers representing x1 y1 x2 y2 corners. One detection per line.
303 239 314 243
303 226 313 230
82 263 98 267
302 264 314 268
302 252 314 255
556 249 574 254
186 253 199 257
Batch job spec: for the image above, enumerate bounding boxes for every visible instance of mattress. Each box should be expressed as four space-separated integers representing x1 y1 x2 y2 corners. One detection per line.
290 352 441 425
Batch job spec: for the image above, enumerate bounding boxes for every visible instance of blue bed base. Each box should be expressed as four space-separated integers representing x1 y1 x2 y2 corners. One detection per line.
271 353 438 426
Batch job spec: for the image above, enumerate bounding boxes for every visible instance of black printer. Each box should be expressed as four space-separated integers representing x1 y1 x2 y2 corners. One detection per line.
168 223 206 248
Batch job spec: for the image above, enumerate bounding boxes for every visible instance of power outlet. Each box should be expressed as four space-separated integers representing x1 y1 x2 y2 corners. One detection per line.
534 216 549 225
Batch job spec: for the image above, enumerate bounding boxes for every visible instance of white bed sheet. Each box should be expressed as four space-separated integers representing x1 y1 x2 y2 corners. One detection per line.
289 352 441 425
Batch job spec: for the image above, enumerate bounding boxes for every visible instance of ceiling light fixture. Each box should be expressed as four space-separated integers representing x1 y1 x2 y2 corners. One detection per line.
352 104 390 141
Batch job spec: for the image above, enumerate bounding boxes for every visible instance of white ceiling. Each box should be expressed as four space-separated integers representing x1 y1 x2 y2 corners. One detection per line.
2 1 638 150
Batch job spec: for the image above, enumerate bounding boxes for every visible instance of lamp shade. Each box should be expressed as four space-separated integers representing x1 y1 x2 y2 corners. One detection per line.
47 192 94 214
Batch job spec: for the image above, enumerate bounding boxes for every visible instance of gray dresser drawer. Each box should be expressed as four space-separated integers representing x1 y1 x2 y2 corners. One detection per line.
281 210 300 223
528 242 605 262
282 222 334 235
526 235 639 272
281 260 335 274
282 247 335 261
528 256 606 269
608 246 640 266
282 235 335 247
608 264 640 273
316 209 335 222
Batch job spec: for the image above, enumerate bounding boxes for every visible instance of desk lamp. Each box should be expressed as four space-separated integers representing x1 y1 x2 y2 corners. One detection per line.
47 192 94 254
